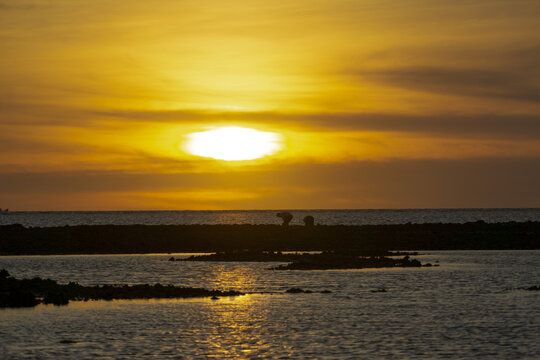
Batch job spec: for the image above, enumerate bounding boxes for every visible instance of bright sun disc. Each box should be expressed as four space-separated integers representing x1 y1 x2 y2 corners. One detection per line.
185 126 283 161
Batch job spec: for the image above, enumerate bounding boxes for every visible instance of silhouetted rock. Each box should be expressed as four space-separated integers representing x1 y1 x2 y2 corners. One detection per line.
320 290 332 294
0 291 39 308
286 287 312 294
183 250 307 262
370 288 387 293
272 255 423 270
0 269 10 279
59 340 77 344
521 285 540 291
168 257 175 261
0 268 244 308
181 250 420 263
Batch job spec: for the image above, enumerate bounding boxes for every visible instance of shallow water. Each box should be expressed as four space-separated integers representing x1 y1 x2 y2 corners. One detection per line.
1 251 539 359
1 208 540 227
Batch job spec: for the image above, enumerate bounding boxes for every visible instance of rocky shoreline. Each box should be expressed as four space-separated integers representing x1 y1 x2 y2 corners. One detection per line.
0 269 243 308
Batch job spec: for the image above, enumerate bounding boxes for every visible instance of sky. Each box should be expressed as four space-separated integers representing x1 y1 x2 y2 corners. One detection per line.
1 0 540 210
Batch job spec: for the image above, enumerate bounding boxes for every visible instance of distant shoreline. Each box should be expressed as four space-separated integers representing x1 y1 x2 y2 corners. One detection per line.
1 222 539 255
2 208 540 211
2 209 539 228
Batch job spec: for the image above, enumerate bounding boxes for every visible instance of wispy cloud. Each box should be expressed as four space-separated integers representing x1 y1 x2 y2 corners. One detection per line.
1 157 539 209
359 66 540 103
88 109 540 140
2 0 540 209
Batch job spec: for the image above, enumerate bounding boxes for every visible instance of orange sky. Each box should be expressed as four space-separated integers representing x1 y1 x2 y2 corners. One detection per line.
1 0 540 210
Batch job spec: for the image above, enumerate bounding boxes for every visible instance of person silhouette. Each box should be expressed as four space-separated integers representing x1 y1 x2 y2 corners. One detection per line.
303 215 314 226
276 212 293 226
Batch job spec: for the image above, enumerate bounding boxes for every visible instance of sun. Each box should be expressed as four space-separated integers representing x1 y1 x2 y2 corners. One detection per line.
185 126 283 161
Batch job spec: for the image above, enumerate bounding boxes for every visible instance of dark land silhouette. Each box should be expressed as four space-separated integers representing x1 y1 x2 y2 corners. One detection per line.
269 254 426 270
0 269 243 308
172 250 418 262
174 250 428 270
0 221 539 255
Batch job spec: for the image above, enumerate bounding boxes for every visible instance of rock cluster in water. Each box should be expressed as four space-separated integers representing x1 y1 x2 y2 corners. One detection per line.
520 285 539 291
0 269 243 308
285 288 332 294
270 254 426 270
286 287 313 293
171 250 428 270
173 249 418 263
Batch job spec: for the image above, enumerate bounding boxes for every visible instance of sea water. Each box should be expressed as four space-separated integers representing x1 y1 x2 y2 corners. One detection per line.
1 208 540 227
1 251 539 359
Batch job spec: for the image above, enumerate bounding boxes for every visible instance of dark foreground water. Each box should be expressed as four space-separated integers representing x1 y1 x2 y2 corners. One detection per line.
1 251 539 359
1 208 540 227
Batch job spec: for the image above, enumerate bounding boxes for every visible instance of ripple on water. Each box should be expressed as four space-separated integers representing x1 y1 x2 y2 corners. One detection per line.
0 251 539 359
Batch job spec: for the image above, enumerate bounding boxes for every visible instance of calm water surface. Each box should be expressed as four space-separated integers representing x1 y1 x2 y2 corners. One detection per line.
1 208 540 227
1 251 539 359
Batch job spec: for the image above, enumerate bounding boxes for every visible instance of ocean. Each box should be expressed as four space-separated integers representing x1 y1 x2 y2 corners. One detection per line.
1 251 539 359
1 208 540 227
1 209 539 359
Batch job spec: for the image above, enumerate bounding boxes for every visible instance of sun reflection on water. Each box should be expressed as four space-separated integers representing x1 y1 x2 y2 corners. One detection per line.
180 266 288 358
